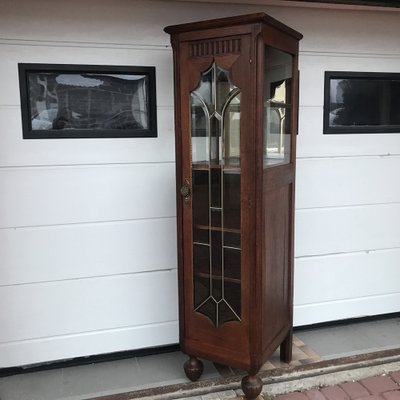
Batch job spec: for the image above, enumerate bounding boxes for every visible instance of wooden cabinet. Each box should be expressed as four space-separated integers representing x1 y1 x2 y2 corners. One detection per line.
164 13 302 399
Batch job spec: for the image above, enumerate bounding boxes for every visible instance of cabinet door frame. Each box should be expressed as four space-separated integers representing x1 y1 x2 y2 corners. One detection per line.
174 32 255 370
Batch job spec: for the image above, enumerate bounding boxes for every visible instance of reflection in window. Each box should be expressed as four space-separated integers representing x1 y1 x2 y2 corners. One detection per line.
28 73 149 131
324 72 400 133
264 47 293 167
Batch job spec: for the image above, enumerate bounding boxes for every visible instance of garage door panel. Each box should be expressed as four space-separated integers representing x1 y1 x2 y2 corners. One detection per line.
0 320 179 368
296 156 400 209
294 248 400 305
0 217 177 285
296 203 400 257
299 54 400 107
0 163 176 228
0 270 178 343
297 107 400 158
0 107 175 166
294 293 400 327
0 44 173 109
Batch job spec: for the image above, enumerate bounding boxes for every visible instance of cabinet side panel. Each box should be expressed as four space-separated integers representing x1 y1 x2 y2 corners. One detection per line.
262 182 292 356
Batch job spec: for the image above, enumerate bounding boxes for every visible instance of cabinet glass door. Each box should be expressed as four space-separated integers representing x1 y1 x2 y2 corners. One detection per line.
264 47 293 167
190 62 241 327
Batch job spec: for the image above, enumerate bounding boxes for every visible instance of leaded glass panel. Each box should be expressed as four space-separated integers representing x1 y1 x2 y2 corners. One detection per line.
191 63 242 327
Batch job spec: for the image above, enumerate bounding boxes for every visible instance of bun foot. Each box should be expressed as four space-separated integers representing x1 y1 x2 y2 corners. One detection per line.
241 374 263 400
184 356 204 382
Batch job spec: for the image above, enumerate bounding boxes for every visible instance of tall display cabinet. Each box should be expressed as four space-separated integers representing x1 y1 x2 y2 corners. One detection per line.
164 13 302 399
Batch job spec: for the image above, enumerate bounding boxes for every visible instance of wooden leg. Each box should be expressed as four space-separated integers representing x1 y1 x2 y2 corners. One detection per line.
280 329 293 363
184 356 204 382
241 374 263 400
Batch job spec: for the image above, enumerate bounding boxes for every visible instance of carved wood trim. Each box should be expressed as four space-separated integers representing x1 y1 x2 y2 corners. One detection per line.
189 38 241 57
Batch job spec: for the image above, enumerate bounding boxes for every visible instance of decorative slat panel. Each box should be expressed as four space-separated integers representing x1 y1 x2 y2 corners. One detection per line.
189 38 241 57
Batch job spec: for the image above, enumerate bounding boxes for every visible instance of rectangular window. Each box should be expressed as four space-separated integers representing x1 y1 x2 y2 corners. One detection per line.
19 63 157 139
324 71 400 134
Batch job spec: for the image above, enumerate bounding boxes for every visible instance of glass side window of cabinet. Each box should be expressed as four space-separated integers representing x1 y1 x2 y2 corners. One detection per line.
264 47 293 167
190 62 241 327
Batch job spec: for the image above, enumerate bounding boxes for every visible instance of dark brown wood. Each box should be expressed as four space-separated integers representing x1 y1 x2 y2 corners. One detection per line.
164 12 303 40
184 356 204 382
164 13 302 398
280 329 293 363
241 375 263 400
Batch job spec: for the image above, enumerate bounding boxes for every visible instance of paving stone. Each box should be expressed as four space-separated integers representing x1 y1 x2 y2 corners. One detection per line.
361 376 399 394
390 373 400 385
304 388 327 400
356 396 384 400
200 391 238 400
340 382 371 399
383 391 400 400
180 396 205 400
179 397 203 400
274 392 309 400
200 394 222 400
216 390 239 399
321 386 349 400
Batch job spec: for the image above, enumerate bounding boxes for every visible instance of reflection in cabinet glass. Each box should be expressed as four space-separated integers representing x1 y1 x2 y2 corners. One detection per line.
165 13 302 400
264 47 293 167
191 62 241 327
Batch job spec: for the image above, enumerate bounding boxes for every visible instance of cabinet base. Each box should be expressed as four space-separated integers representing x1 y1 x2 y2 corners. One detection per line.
280 329 293 363
241 374 263 400
184 356 204 382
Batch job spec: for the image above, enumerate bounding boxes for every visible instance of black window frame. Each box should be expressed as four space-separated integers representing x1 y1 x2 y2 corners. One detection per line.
323 71 400 134
18 63 157 139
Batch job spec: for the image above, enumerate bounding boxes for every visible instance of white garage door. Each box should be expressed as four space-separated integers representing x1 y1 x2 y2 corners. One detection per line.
0 1 181 369
293 48 400 325
1 0 400 369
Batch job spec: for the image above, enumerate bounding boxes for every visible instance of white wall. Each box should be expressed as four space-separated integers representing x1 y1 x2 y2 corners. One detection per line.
0 0 399 368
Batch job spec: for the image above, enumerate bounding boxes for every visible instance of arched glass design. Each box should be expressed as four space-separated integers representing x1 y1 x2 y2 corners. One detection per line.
191 63 241 327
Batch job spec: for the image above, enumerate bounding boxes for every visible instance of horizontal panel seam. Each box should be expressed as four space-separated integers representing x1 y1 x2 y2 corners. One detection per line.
295 246 400 260
1 156 399 169
0 215 177 231
300 50 400 59
299 105 323 108
297 154 400 160
297 154 400 159
0 37 171 51
0 161 176 170
295 292 400 308
296 201 400 211
0 268 177 289
0 320 179 346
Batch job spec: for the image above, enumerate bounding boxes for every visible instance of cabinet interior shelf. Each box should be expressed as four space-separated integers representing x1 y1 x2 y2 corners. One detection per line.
195 271 241 285
194 224 240 234
192 163 241 173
